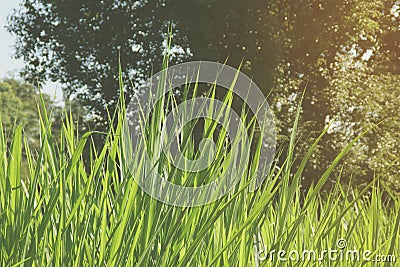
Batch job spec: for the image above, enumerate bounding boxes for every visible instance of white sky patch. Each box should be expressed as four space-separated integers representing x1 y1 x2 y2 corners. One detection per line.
362 49 373 61
348 44 357 57
131 43 142 53
391 2 399 18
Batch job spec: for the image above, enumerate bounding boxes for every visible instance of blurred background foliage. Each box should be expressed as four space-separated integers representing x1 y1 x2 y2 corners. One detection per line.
0 78 87 176
5 0 400 192
0 79 43 147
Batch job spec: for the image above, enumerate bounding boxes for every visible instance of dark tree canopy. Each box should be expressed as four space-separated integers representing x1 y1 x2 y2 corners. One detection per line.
7 0 190 125
7 0 400 189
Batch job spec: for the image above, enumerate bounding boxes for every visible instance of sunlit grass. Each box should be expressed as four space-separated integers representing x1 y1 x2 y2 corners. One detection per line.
0 63 399 266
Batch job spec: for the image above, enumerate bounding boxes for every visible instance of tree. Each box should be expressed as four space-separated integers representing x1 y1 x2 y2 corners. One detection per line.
7 0 190 129
0 78 58 176
0 79 45 146
7 0 400 189
327 55 400 191
171 0 400 188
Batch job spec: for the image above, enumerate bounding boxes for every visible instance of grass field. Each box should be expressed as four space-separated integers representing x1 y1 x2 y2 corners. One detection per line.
0 63 399 266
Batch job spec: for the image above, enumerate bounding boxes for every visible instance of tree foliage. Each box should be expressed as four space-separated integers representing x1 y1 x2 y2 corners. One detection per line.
7 0 400 189
7 0 190 126
0 79 45 146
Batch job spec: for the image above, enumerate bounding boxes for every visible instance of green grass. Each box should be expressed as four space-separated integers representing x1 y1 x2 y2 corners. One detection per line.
0 63 399 266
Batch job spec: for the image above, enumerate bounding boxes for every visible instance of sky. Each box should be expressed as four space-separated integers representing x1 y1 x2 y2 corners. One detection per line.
0 0 64 105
